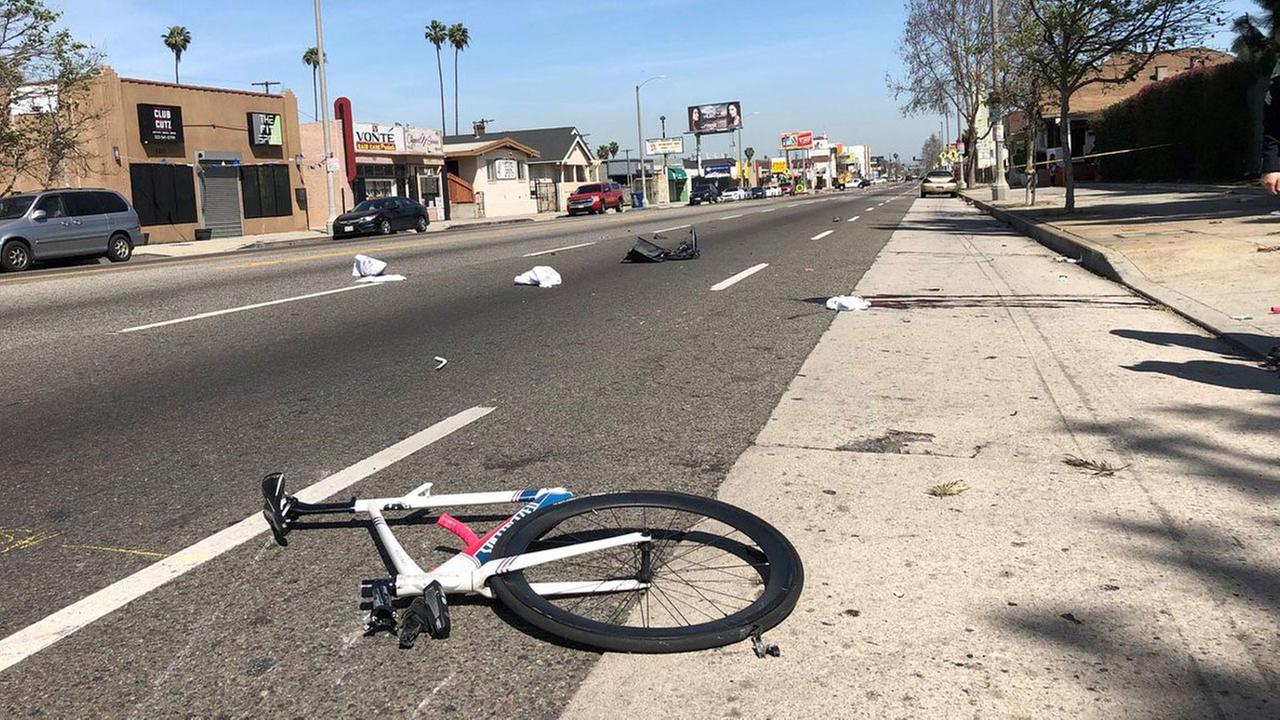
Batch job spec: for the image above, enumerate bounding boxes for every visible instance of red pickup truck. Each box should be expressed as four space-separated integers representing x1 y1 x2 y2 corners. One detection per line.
567 182 625 216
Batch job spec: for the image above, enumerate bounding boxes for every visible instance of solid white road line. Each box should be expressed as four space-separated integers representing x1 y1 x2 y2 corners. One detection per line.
759 208 777 213
718 214 743 220
522 241 596 257
0 405 496 674
653 224 691 233
847 216 861 223
810 230 834 240
118 284 378 334
710 263 769 291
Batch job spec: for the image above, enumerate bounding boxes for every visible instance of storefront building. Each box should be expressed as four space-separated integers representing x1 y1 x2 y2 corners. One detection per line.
7 67 308 243
299 120 445 228
442 136 540 219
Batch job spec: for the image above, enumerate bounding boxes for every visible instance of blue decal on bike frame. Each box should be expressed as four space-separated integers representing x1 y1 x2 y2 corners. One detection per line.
473 489 574 564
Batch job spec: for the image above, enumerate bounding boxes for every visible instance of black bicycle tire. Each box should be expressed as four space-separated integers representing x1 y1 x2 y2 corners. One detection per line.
489 491 803 654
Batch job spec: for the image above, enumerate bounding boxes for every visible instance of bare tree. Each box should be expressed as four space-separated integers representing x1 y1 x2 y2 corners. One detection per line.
889 0 991 188
0 0 102 194
1016 0 1223 210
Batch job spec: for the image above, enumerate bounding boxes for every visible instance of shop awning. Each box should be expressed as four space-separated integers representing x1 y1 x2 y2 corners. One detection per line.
666 166 688 181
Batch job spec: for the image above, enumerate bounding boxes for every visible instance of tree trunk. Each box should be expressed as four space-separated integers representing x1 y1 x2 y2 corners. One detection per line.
436 48 446 138
312 68 318 120
174 54 179 84
453 49 459 136
1025 131 1036 206
1060 92 1075 211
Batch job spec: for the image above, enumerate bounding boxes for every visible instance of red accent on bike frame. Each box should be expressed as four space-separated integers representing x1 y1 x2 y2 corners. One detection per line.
436 513 482 551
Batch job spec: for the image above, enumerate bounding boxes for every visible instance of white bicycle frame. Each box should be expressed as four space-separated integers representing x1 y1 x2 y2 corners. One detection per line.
350 481 651 600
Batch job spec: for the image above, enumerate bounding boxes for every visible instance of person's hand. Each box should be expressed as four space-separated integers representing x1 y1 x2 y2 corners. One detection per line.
1264 172 1280 195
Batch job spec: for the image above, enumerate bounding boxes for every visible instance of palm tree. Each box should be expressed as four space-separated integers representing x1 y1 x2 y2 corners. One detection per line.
596 144 611 161
744 147 755 187
162 26 191 84
1233 1 1280 64
426 20 448 137
608 141 619 159
447 23 470 135
302 47 325 120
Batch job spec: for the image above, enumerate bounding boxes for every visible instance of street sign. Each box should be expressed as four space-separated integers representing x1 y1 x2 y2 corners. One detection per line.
646 137 684 155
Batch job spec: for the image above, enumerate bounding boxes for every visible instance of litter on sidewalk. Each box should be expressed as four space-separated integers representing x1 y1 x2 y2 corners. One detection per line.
825 295 872 312
514 266 562 288
623 227 700 263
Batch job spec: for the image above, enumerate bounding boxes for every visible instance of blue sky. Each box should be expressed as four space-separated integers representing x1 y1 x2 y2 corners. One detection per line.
55 0 1255 163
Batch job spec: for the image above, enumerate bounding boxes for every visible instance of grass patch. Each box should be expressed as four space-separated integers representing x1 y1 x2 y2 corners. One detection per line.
925 481 969 497
1062 454 1130 476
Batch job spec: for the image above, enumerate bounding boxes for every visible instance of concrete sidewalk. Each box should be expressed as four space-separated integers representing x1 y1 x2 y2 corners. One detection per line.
966 184 1279 359
564 198 1279 718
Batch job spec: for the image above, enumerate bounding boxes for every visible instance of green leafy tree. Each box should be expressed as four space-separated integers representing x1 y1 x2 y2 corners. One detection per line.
1015 0 1222 210
162 25 190 84
425 20 448 135
0 0 102 193
448 23 470 135
302 46 325 120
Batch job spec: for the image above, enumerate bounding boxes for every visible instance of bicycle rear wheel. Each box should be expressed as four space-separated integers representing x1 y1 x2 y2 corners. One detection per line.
489 491 803 653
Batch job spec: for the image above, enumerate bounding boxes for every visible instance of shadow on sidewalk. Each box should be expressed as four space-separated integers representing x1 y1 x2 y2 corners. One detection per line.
996 514 1280 718
1010 188 1277 229
1111 329 1278 395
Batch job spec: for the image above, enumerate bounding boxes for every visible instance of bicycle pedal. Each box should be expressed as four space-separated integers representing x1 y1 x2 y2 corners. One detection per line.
398 581 450 649
751 629 780 659
362 579 396 636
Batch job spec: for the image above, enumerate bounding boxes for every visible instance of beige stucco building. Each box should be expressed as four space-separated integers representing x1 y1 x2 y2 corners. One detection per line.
442 136 540 219
7 67 308 243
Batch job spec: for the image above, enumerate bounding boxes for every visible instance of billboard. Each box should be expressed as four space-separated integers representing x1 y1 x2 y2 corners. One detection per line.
703 160 733 178
688 101 742 134
645 137 684 155
247 112 283 146
770 158 787 174
779 131 813 151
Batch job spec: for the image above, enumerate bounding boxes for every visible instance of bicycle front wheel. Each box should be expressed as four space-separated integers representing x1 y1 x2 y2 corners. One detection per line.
488 491 803 653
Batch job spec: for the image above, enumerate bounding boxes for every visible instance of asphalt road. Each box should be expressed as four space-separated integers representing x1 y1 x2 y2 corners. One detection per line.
0 184 917 718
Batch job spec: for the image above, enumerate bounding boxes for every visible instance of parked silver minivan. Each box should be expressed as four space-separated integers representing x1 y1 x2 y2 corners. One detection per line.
0 188 146 272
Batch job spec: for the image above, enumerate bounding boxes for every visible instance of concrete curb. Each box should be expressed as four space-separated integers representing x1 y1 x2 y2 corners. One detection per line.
964 191 1277 360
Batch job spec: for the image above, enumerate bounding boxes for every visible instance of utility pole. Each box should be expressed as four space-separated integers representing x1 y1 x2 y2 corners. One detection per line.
624 148 633 189
313 0 337 233
660 115 667 202
990 0 1010 201
251 81 280 94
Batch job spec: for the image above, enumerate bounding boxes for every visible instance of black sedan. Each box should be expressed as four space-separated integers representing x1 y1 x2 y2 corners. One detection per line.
334 197 429 238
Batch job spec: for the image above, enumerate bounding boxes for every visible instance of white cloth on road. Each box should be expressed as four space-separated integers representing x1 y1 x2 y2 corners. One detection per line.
826 295 872 312
514 266 562 288
355 274 405 283
352 254 388 278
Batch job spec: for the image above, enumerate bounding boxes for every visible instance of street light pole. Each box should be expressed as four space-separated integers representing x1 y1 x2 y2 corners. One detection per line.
635 75 665 207
313 0 337 232
990 0 1010 201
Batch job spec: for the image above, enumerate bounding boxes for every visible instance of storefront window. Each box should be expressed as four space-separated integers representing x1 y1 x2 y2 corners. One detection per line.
130 163 197 226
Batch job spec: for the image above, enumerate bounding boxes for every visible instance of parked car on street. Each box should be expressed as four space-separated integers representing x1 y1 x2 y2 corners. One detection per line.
0 188 145 272
334 196 429 238
689 184 721 205
765 186 783 198
749 186 766 199
920 170 959 197
567 182 624 216
779 182 794 195
720 187 749 202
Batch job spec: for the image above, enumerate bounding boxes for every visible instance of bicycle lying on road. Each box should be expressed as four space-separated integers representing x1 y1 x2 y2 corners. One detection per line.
261 474 804 656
